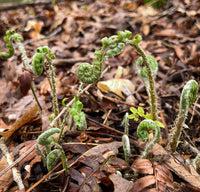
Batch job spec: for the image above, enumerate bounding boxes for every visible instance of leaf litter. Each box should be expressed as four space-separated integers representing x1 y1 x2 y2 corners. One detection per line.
0 0 200 191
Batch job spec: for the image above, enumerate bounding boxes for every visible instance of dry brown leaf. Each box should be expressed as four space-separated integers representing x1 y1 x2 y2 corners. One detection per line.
152 144 200 189
18 141 38 169
0 105 39 140
155 164 174 189
81 141 122 159
0 156 13 192
130 175 156 192
114 66 130 79
131 158 153 175
154 29 177 38
109 173 133 192
141 24 150 36
137 6 158 17
173 45 186 63
25 20 44 39
97 79 135 100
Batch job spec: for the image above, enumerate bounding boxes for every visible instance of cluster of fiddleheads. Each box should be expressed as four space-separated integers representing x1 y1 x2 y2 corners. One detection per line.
77 30 158 121
169 80 198 152
137 119 160 159
36 128 68 173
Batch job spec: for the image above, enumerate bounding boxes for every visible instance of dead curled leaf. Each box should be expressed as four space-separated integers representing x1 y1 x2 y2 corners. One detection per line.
68 142 123 191
130 158 174 191
155 164 174 189
97 79 135 100
130 175 156 192
131 158 153 175
109 173 133 192
0 105 39 140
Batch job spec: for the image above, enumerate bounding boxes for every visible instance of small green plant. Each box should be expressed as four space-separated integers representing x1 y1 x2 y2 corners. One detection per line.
36 128 68 173
135 55 158 106
62 95 87 131
128 106 164 128
137 119 160 158
0 30 17 59
169 80 198 152
32 46 60 126
121 113 131 165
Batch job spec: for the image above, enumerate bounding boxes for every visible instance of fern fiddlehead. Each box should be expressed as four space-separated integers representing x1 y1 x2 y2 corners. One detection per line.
47 149 62 171
36 128 68 173
32 52 45 76
77 30 132 84
0 30 20 59
169 80 198 152
37 128 61 146
137 119 160 159
136 55 158 99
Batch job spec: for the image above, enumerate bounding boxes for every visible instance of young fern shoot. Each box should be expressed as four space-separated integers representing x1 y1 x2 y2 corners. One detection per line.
137 119 160 159
32 46 60 127
77 30 158 121
36 128 68 173
121 113 131 165
169 80 198 152
0 30 16 59
135 55 158 104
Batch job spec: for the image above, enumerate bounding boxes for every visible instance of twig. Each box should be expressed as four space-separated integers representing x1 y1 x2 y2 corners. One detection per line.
0 143 36 177
0 137 25 190
23 27 63 46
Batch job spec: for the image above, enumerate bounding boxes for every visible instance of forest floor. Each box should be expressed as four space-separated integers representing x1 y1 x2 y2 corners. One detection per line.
0 0 200 191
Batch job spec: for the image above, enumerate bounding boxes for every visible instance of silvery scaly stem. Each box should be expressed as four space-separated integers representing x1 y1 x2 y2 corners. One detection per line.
169 80 198 152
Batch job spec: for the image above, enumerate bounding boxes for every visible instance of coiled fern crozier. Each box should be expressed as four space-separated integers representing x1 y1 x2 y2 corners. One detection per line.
137 119 160 159
36 128 68 173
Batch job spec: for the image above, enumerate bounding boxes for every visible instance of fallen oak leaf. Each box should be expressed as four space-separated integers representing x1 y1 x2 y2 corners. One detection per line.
0 104 39 140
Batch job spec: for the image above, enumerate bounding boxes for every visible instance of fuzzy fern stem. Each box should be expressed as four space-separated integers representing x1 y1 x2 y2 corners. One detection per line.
127 37 158 121
169 80 198 152
122 113 131 165
46 55 61 128
137 119 160 159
